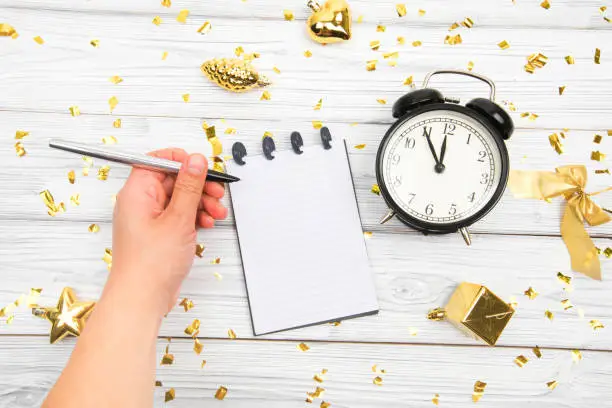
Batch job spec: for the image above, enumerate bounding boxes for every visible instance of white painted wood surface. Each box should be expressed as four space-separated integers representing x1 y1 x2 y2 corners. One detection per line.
1 0 611 406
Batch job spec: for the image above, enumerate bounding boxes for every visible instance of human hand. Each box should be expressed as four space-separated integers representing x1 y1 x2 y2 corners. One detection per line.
109 148 228 316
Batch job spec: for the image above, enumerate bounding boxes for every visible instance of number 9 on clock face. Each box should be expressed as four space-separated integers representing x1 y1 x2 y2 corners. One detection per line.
376 105 509 233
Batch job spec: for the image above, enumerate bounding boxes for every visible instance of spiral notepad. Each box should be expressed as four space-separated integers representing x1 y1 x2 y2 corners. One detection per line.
227 135 379 335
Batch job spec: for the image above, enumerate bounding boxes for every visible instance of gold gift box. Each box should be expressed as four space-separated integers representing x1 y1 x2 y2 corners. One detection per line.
440 282 515 346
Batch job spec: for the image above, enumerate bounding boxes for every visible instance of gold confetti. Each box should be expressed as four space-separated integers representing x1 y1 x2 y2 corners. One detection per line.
592 134 603 144
65 170 76 185
155 381 162 387
498 40 510 50
449 22 460 31
15 130 29 140
401 75 414 86
211 257 221 264
565 55 575 64
152 16 162 25
194 338 203 355
546 380 558 391
228 329 237 339
472 381 487 403
177 9 189 23
161 0 171 7
524 287 538 299
197 21 212 34
113 119 122 128
601 6 608 13
182 93 190 102
108 96 118 113
15 142 26 157
160 348 174 365
412 40 422 47
162 51 168 60
312 121 323 129
548 133 564 154
320 402 331 408
397 36 405 45
557 272 572 285
533 346 542 358
313 98 323 110
260 90 271 101
273 66 281 74
90 39 100 48
545 310 554 321
432 394 439 405
0 23 16 37
383 51 399 59
206 126 223 156
377 99 387 105
354 144 366 150
594 48 601 64
314 373 325 383
371 184 380 195
541 0 551 9
109 75 123 85
213 272 223 281
40 190 63 216
590 319 604 330
263 131 274 138
605 247 612 258
234 46 244 57
165 388 175 402
102 136 117 144
201 360 207 368
366 60 378 71
462 17 475 28
97 165 110 181
304 50 313 58
70 194 80 206
370 40 381 51
298 342 310 352
396 4 407 17
559 86 566 95
363 231 373 238
284 10 294 21
224 128 237 135
33 36 44 45
185 319 201 337
591 151 606 161
377 24 386 32
88 223 99 233
419 9 426 16
215 386 228 400
595 169 610 174
179 298 194 311
69 106 81 117
102 248 112 270
514 355 529 367
357 15 364 23
571 349 582 363
444 34 462 45
467 61 475 71
373 376 383 386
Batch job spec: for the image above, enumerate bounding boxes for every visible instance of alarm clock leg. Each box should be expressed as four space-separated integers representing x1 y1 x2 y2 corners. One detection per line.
379 209 396 225
459 227 472 246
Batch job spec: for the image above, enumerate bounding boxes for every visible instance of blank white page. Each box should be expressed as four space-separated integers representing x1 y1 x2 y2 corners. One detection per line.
227 141 379 335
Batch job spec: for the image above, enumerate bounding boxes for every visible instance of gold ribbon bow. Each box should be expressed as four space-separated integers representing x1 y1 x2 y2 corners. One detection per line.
509 165 611 280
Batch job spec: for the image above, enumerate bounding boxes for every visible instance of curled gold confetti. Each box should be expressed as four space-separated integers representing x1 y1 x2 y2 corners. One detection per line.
524 287 538 299
70 194 80 206
162 51 168 60
320 402 331 408
498 40 510 50
545 310 554 321
313 373 325 383
418 9 426 16
161 0 171 7
69 106 81 117
412 40 422 47
182 93 190 102
113 119 122 128
354 144 366 150
472 381 487 403
235 46 244 57
591 151 606 161
0 23 16 37
304 50 313 58
571 349 582 363
432 394 439 405
15 142 26 157
546 380 558 391
427 307 447 320
397 36 405 45
213 272 223 281
194 338 203 355
559 86 566 95
215 386 228 400
284 10 294 21
403 75 413 86
590 319 604 330
165 388 175 402
273 66 281 74
152 16 162 25
260 90 271 101
40 190 62 216
565 55 575 65
594 134 603 144
108 96 118 113
312 121 323 129
206 126 223 156
366 60 378 71
102 136 117 144
228 329 237 339
224 128 237 135
396 4 407 17
15 130 29 139
109 76 123 85
595 169 610 174
594 48 601 64
197 21 212 34
179 298 194 311
370 40 381 51
103 248 112 270
462 17 475 28
377 24 386 32
298 342 310 352
373 376 383 386
377 99 387 105
185 319 201 337
314 98 323 110
177 9 189 23
363 231 373 239
549 133 564 154
533 346 542 358
444 34 462 45
371 184 380 195
557 272 572 285
33 36 44 45
514 355 529 367
201 360 207 368
541 0 551 9
90 39 100 48
467 61 475 71
67 170 76 184
97 165 110 181
88 223 99 233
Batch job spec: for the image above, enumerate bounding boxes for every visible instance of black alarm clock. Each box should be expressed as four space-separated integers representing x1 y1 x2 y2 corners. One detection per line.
375 70 514 245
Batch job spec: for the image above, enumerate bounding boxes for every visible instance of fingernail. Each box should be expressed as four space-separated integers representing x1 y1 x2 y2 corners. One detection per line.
187 154 206 175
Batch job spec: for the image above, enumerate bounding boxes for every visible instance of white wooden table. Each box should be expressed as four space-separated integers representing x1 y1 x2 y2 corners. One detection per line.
1 0 612 406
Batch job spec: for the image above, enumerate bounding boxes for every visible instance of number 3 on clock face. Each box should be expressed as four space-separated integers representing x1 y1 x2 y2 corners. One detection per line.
376 106 509 233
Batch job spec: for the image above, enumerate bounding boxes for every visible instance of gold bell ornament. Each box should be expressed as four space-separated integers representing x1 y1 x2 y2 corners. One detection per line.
306 0 352 44
427 282 515 346
201 58 271 93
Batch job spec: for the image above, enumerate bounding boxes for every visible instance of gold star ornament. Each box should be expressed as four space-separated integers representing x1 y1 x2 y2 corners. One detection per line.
32 287 96 344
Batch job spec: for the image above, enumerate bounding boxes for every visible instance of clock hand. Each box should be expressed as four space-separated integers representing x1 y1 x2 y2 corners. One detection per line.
439 135 448 169
423 127 441 167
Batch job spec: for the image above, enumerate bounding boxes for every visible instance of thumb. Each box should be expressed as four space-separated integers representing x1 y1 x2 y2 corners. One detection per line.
165 153 208 224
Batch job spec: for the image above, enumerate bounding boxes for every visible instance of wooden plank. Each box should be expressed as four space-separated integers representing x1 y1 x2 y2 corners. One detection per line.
0 336 608 408
0 9 611 129
3 0 610 30
2 111 611 236
1 219 610 349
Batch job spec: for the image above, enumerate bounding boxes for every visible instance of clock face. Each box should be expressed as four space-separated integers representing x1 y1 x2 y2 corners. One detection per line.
379 108 506 228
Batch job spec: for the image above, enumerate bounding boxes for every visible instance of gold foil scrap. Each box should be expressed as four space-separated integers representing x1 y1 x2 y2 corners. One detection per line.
545 310 554 321
565 55 575 65
591 151 606 161
228 329 237 339
383 51 399 59
403 75 413 86
370 40 381 50
97 165 110 181
194 338 203 355
595 169 610 174
185 319 201 337
444 34 462 45
88 223 99 233
357 15 364 23
211 257 221 264
601 6 608 13
590 319 604 330
514 355 529 367
354 144 366 150
197 21 212 34
557 272 572 285
559 86 566 95
366 60 377 71
284 10 294 21
397 36 405 45
467 61 474 71
215 386 228 400
377 25 386 32
371 184 381 195
70 194 80 206
412 40 422 47
69 106 81 116
152 16 162 25
0 23 16 36
182 93 190 102
109 76 123 85
314 98 323 110
108 96 118 113
162 51 168 60
320 402 331 408
594 48 601 64
160 351 174 365
40 190 62 216
304 50 313 58
113 119 121 128
419 9 426 16
363 231 373 239
462 17 475 28
449 22 460 31
103 248 112 270
260 90 271 101
524 287 538 299
206 127 223 156
541 0 551 9
234 46 244 57
90 39 99 47
15 130 29 139
165 388 175 402
313 373 325 383
377 99 387 105
373 376 383 386
312 121 323 129
498 40 510 50
161 0 171 7
533 346 542 358
15 142 26 157
472 381 487 403
605 247 612 258
102 136 117 144
34 36 44 45
179 297 194 311
201 360 207 368
432 394 439 405
546 380 558 391
273 66 281 74
594 134 603 144
571 349 582 363
155 380 162 387
548 133 563 154
298 342 310 352
396 4 407 17
224 128 237 135
177 9 189 23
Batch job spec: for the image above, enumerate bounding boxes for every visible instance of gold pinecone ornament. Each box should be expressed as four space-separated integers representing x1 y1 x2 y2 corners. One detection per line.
201 58 271 92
